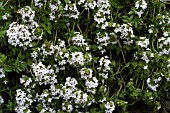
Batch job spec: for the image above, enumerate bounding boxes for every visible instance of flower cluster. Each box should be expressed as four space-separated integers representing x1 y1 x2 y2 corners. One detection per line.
34 0 47 8
7 22 32 47
31 61 57 85
137 37 149 49
135 0 147 18
7 6 43 49
49 0 61 22
78 0 97 10
15 89 33 113
97 56 111 80
105 101 115 113
96 32 110 54
146 76 162 91
94 0 111 29
63 2 80 19
2 0 170 113
113 23 135 45
72 32 88 47
20 6 35 22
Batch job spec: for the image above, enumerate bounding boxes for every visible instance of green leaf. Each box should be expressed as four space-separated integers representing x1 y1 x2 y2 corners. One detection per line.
0 30 6 38
93 57 99 63
111 60 116 67
124 62 130 68
110 0 124 9
131 61 137 68
47 30 52 34
64 0 69 4
0 54 7 63
20 63 27 69
4 65 13 72
99 103 105 109
122 19 129 23
16 67 22 73
6 100 14 112
0 2 4 10
92 45 98 51
57 110 64 113
37 103 43 111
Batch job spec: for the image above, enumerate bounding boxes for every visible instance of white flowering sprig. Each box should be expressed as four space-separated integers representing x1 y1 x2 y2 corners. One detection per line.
113 23 135 45
146 77 162 91
135 0 147 18
94 0 111 29
67 51 85 66
85 77 99 94
63 2 80 19
97 56 111 80
20 6 35 22
72 32 88 47
96 32 110 54
20 75 33 87
2 13 10 20
34 0 47 8
31 61 57 85
78 0 97 10
48 0 61 22
15 89 33 113
7 22 32 48
105 101 116 113
137 37 149 49
2 0 170 112
7 6 43 49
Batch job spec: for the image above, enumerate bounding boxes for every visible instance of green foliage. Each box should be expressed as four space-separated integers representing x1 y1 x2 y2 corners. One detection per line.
0 0 170 113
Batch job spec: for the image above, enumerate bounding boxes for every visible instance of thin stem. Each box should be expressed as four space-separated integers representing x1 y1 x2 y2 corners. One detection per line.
54 29 57 44
118 41 126 63
31 0 34 7
77 24 82 34
44 1 47 10
3 0 10 7
116 84 122 96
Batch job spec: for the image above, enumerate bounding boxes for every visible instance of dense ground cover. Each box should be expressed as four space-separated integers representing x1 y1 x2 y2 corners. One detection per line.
0 0 170 113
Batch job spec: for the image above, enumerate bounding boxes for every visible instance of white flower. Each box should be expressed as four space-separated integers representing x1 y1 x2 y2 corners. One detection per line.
72 32 87 47
80 67 93 80
3 80 8 84
141 52 149 63
34 0 44 8
85 77 98 89
163 32 168 37
0 68 5 78
0 95 4 104
78 0 85 5
136 10 144 18
98 56 111 72
31 62 55 85
2 13 10 20
146 78 159 91
65 77 78 88
148 29 153 33
140 0 147 10
144 65 148 69
20 6 35 22
31 51 38 59
135 1 140 9
105 101 115 113
135 0 147 18
68 52 85 66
